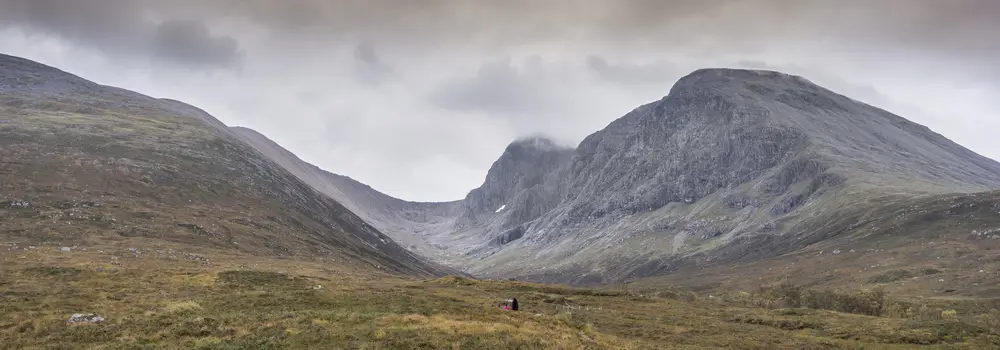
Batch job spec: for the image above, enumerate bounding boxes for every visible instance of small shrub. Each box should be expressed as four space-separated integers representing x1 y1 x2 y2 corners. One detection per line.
869 269 915 283
922 320 989 343
774 308 814 316
432 276 478 286
729 314 822 330
913 305 943 321
163 301 203 314
653 290 681 300
941 309 958 321
738 282 896 317
799 286 890 316
23 266 82 276
552 312 576 328
757 280 802 308
921 268 943 275
22 266 84 283
884 302 909 318
541 295 569 304
217 270 308 290
171 317 223 338
728 291 756 307
967 309 1000 330
550 312 591 331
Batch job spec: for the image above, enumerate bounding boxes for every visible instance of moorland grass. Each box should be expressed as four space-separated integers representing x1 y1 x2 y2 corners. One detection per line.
2 247 999 349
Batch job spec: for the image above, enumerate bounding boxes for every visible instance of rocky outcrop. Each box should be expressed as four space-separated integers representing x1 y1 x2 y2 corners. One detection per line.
455 137 574 232
67 313 105 324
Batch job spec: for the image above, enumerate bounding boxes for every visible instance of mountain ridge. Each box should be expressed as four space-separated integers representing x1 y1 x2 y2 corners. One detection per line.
6 51 999 286
234 66 1000 284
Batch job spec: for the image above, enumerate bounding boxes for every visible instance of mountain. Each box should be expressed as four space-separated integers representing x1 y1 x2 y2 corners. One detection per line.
12 48 993 288
0 53 448 277
237 68 1000 286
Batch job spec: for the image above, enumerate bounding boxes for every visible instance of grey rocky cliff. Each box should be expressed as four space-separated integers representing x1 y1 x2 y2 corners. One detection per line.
454 137 574 234
234 67 1000 282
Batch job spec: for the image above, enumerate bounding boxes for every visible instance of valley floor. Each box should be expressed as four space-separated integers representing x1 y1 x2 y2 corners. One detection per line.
2 242 999 349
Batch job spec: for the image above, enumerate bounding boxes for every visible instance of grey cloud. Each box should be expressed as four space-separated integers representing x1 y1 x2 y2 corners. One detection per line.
296 90 323 104
4 1 1000 74
426 56 649 147
354 42 379 65
0 0 243 69
352 42 395 86
0 0 145 53
180 1 999 61
152 20 241 69
429 58 553 115
586 55 678 86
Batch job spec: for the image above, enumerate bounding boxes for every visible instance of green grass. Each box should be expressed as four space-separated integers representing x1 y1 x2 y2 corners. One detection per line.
2 248 999 349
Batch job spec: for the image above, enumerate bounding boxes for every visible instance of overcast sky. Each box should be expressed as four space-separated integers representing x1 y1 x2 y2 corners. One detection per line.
1 0 998 202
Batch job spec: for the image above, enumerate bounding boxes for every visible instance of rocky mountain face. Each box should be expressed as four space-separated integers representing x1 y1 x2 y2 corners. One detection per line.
495 69 1000 282
453 138 574 242
0 53 448 277
237 67 1000 284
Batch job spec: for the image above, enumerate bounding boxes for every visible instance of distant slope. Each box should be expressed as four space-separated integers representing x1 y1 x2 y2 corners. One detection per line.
229 127 463 258
0 53 446 277
234 67 1000 286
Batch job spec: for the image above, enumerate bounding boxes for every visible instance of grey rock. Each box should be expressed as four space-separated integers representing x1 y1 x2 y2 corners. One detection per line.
6 200 30 208
68 313 105 324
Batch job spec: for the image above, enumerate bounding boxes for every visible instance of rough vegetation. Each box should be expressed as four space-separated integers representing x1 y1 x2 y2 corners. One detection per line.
2 248 999 349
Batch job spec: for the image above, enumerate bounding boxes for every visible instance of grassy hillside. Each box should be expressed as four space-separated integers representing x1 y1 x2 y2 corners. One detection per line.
1 247 998 349
629 190 1000 300
0 95 445 277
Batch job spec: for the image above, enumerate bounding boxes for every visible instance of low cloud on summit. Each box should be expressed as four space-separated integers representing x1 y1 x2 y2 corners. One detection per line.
1 0 998 201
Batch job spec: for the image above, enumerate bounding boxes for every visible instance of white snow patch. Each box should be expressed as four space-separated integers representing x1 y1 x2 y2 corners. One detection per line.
495 205 506 213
